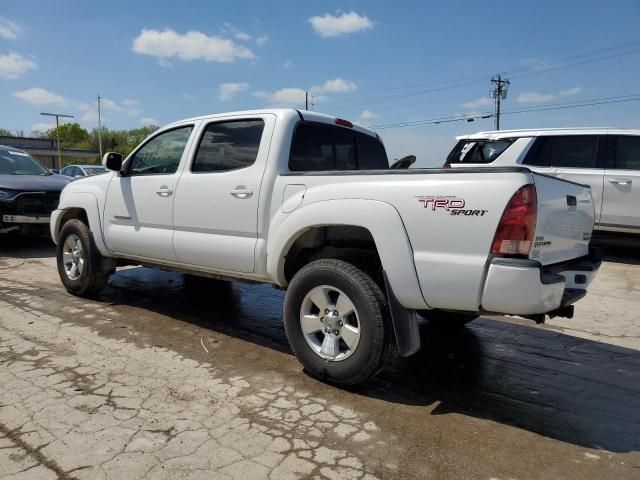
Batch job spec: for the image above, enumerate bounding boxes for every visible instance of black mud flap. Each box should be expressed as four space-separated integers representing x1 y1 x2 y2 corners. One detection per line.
383 271 421 357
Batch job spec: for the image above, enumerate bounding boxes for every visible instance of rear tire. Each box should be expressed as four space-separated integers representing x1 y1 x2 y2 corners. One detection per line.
56 219 112 297
417 309 478 328
284 259 394 385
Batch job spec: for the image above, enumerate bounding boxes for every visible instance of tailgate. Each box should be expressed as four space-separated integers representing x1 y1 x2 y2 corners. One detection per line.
531 173 595 265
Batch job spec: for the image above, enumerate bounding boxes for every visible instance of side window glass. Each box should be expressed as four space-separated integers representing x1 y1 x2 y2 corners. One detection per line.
128 126 193 176
289 124 334 171
615 136 640 170
549 136 597 168
192 120 265 173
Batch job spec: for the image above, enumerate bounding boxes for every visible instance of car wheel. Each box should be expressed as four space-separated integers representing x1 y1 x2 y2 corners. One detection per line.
284 259 394 385
57 219 112 297
417 309 478 327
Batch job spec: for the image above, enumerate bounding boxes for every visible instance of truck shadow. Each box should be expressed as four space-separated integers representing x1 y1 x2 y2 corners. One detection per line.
101 267 640 454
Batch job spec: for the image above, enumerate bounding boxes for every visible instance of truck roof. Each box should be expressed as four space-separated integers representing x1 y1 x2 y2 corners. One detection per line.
165 108 379 138
457 127 640 140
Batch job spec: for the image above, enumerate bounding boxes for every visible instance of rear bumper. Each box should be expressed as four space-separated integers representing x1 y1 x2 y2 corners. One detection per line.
481 248 602 316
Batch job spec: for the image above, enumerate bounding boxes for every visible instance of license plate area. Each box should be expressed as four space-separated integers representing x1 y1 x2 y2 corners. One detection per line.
2 214 50 224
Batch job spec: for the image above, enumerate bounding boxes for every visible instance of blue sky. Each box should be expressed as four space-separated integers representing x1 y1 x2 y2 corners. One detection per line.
1 0 639 166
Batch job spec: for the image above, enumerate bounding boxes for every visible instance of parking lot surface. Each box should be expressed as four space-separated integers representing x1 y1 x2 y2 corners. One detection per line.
1 238 639 479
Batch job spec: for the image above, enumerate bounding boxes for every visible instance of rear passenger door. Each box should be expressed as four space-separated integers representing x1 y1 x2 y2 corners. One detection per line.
600 135 640 231
172 115 275 273
523 135 605 224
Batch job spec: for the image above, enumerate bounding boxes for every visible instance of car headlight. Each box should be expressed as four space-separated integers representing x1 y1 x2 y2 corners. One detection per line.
0 190 17 200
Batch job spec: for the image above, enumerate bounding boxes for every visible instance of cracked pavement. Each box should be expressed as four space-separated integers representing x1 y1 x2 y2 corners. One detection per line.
1 238 639 479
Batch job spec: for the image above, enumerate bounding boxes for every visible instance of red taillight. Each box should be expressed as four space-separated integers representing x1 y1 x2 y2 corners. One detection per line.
335 118 353 128
491 184 537 257
442 162 451 169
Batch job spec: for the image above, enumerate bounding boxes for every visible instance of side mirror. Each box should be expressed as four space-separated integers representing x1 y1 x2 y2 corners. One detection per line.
103 152 124 172
50 168 60 174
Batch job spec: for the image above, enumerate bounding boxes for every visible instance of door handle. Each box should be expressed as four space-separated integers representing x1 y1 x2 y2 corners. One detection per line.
608 178 632 186
230 188 253 199
156 186 174 197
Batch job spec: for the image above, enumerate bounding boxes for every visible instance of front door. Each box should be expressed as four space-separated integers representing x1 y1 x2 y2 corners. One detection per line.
103 125 195 261
601 135 640 231
172 115 274 272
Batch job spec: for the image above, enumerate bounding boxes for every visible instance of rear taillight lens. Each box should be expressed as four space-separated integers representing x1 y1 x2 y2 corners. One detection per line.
442 162 451 169
491 184 537 257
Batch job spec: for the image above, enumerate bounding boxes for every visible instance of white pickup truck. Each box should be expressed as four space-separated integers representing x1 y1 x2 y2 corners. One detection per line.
50 109 601 385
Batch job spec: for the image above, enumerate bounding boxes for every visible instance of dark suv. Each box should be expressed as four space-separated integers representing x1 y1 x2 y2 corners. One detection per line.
0 145 70 236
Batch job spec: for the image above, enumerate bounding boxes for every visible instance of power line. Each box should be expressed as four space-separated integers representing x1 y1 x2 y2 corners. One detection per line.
372 93 640 130
318 40 640 111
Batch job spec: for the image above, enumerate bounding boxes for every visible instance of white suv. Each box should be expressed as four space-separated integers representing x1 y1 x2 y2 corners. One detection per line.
445 128 640 234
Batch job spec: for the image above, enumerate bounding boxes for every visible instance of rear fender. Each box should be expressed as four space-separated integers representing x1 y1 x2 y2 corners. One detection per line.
267 199 429 310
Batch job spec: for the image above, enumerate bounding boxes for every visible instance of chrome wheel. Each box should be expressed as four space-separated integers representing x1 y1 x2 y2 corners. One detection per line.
300 285 360 361
62 233 84 280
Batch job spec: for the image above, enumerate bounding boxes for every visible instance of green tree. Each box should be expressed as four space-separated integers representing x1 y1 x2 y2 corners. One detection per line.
0 128 11 137
48 123 90 148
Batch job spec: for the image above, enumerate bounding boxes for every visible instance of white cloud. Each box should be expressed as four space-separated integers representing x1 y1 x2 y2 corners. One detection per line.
13 87 66 106
460 97 492 110
132 28 255 65
0 52 37 79
559 87 583 97
358 110 378 122
122 98 139 108
140 117 159 126
80 111 101 125
101 98 122 111
519 57 551 71
517 87 582 104
0 17 22 40
256 35 269 46
217 82 249 101
222 22 252 41
309 11 374 38
256 88 307 106
283 60 293 68
311 77 358 94
31 122 54 133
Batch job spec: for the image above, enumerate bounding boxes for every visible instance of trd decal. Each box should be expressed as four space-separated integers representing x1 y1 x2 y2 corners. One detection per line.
416 195 488 216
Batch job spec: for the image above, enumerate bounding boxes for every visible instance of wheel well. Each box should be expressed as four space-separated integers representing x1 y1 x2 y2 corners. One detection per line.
58 208 89 237
283 226 383 284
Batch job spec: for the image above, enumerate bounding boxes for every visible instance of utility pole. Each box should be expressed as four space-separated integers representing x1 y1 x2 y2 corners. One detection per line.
97 94 103 161
490 75 510 130
305 91 309 110
40 112 74 169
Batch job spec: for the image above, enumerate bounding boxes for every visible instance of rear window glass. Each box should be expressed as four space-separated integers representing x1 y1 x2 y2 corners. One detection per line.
615 135 640 170
446 139 514 164
289 122 388 171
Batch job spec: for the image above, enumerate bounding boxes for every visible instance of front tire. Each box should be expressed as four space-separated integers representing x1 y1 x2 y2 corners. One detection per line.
284 259 393 385
57 219 112 297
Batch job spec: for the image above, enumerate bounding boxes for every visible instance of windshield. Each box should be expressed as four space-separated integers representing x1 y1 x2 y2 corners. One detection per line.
0 148 50 176
84 167 107 175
